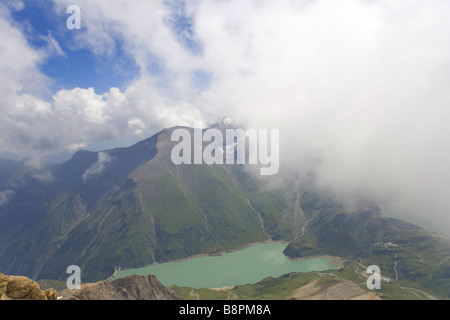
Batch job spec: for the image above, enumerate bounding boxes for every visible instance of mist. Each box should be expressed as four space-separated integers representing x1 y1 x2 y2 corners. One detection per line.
192 0 450 235
1 0 450 234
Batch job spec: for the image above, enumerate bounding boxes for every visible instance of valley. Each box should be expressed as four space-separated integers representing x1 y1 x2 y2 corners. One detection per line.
0 124 449 300
112 242 337 289
2 0 450 303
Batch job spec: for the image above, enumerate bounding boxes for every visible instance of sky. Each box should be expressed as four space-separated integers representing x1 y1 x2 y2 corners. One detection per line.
1 0 450 233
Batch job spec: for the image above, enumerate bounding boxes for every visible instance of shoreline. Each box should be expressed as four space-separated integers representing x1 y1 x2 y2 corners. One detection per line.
115 239 288 276
165 239 288 264
113 239 341 279
210 286 234 291
286 255 345 270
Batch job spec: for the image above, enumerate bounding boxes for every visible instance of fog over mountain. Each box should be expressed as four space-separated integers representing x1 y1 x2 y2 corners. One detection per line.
1 0 450 234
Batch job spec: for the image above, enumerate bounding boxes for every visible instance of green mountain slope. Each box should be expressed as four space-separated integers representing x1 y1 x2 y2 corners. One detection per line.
0 126 299 282
1 124 449 299
284 203 450 298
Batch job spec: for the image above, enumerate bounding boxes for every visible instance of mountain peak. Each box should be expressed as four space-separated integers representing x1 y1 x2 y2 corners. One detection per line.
207 115 235 129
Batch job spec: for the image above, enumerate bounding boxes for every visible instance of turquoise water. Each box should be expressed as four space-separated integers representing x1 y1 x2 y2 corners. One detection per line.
114 243 337 288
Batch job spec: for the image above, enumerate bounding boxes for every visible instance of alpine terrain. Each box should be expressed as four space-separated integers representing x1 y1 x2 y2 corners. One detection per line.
0 122 449 299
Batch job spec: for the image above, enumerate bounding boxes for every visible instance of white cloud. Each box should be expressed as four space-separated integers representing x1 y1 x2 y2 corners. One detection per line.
0 1 208 160
0 3 54 158
1 0 450 232
0 5 47 94
67 143 88 152
191 0 450 232
32 171 55 184
39 31 67 59
82 152 112 182
54 0 204 78
0 189 15 206
127 118 145 138
3 0 24 13
24 157 47 170
53 87 109 125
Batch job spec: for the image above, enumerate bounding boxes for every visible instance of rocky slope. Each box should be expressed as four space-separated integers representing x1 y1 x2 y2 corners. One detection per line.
284 207 450 298
58 274 180 300
0 273 57 300
288 279 381 300
171 269 383 300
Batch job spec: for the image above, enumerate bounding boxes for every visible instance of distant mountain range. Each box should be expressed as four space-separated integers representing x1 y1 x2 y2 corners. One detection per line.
1 122 449 299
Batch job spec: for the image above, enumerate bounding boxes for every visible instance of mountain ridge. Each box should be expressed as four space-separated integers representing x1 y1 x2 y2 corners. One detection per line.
0 125 298 282
1 124 449 299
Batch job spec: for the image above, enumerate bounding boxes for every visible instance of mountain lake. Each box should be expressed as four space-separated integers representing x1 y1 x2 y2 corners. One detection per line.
113 242 337 288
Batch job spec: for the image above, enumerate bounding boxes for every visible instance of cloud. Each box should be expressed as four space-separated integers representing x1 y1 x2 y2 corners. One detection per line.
127 118 146 138
82 152 112 182
54 0 204 79
67 143 88 152
0 1 208 160
32 171 55 184
2 0 24 12
39 31 67 59
191 0 450 233
0 4 53 159
1 0 450 233
53 87 109 125
0 189 15 206
24 157 47 170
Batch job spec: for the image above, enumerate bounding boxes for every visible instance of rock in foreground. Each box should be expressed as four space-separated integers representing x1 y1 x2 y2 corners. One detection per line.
59 274 180 300
0 273 57 300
